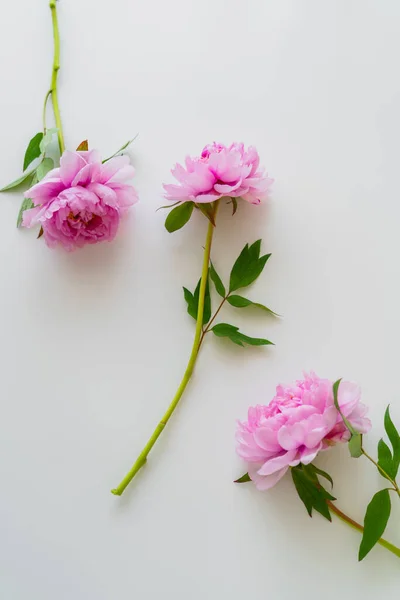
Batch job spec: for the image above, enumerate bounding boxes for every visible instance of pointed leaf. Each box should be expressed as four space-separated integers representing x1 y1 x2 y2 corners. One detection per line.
183 287 197 320
16 197 34 228
0 165 38 192
184 274 211 325
377 439 394 481
227 295 278 316
234 473 251 483
333 379 359 438
165 202 194 233
210 261 226 297
303 464 334 488
212 323 273 347
229 241 271 292
359 489 391 561
384 406 400 477
249 239 261 260
291 466 333 521
37 226 44 239
36 158 54 181
23 132 43 171
76 140 89 151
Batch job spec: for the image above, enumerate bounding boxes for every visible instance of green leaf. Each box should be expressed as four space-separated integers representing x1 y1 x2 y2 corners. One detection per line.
0 166 37 192
229 241 271 292
291 466 334 521
165 202 194 233
348 434 363 458
102 136 137 163
384 406 400 477
226 197 238 215
377 439 394 481
212 323 273 347
249 239 262 260
39 128 57 154
359 489 391 561
36 158 54 181
183 273 211 325
16 197 34 228
234 472 251 483
23 132 43 171
303 463 334 488
183 287 196 320
209 261 226 297
333 379 360 440
76 140 88 151
196 202 216 226
227 295 278 316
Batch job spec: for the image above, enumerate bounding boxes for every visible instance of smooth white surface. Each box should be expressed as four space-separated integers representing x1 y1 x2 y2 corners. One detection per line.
1 0 400 597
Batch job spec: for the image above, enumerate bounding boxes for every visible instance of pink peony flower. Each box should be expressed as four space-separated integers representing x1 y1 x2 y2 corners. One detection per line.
23 150 138 250
163 142 273 205
236 372 371 491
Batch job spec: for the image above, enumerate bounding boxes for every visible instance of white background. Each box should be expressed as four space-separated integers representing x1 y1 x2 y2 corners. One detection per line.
0 0 400 597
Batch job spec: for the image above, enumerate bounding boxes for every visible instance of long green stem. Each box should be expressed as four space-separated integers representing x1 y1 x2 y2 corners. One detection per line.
111 211 218 496
49 1 65 153
327 501 400 558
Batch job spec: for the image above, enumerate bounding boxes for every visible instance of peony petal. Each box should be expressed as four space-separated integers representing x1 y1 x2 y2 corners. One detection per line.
59 151 87 186
254 427 281 452
277 423 305 451
299 444 322 464
257 449 297 476
99 156 131 184
249 465 288 491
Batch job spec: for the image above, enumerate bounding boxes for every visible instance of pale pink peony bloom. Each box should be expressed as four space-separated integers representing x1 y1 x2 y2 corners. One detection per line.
163 142 273 205
236 372 371 491
23 150 138 250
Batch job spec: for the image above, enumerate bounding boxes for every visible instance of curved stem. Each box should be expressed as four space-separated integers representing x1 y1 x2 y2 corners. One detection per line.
49 1 65 153
361 448 400 497
327 501 400 558
111 208 219 496
199 295 228 348
42 90 52 133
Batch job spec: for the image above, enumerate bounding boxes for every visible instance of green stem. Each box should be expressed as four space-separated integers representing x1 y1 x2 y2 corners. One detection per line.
327 501 400 558
361 448 400 497
199 294 228 348
49 1 65 153
111 209 219 496
42 90 51 133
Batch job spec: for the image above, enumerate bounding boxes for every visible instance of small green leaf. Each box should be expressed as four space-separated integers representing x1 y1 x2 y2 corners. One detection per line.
23 132 43 171
227 197 238 215
39 128 58 154
212 323 273 347
183 287 197 320
16 197 34 228
227 295 278 316
303 463 334 488
183 273 211 325
229 241 271 292
359 489 391 561
76 140 89 151
234 473 251 483
348 433 363 458
210 261 226 297
36 158 54 181
165 202 194 233
196 202 216 226
0 166 37 192
377 439 394 481
384 406 400 477
102 137 137 163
